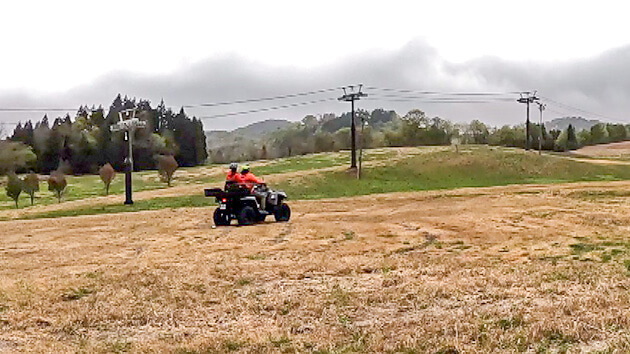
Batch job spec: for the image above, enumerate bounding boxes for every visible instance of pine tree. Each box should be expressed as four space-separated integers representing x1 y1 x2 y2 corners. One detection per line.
567 124 579 150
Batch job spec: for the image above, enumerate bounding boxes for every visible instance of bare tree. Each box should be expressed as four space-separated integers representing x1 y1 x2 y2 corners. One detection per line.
156 155 178 187
47 171 67 203
22 172 39 206
99 163 116 195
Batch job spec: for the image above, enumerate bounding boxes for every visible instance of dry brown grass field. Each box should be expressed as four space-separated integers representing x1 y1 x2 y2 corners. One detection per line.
574 141 630 160
3 179 630 352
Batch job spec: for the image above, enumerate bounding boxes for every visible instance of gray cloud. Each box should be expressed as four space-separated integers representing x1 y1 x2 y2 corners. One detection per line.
1 39 629 133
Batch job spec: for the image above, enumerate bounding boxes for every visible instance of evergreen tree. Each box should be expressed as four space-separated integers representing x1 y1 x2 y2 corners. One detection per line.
567 124 579 150
171 107 197 167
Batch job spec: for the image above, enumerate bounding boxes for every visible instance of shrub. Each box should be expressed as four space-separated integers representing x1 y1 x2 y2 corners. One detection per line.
156 154 178 187
5 173 22 208
47 170 67 202
99 163 116 195
22 172 39 206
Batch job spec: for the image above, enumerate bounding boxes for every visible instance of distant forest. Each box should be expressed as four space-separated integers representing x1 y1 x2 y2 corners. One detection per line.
6 95 207 174
3 97 630 175
208 108 630 163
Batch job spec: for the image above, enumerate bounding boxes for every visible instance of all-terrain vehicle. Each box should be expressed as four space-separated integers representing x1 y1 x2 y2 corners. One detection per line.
205 183 291 226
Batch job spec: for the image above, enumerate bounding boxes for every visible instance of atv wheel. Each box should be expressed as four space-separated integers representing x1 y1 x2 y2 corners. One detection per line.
213 208 230 226
274 203 291 222
237 206 257 226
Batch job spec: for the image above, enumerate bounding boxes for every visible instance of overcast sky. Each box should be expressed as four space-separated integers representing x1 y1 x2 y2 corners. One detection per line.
1 0 629 132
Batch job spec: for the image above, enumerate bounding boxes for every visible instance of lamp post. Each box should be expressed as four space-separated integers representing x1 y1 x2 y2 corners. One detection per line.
110 109 146 205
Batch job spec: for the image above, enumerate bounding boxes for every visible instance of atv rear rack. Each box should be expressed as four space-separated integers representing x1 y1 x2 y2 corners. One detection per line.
204 188 250 199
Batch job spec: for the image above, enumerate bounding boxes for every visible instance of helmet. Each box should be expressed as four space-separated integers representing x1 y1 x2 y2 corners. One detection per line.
229 162 238 171
241 163 250 172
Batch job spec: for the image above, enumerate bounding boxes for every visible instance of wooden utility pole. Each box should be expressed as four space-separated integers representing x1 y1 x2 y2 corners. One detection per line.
517 91 539 150
536 102 546 155
358 115 366 179
338 85 367 169
111 108 146 205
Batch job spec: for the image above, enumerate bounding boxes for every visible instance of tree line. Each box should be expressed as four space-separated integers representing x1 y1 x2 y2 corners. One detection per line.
3 95 207 175
208 108 630 163
4 99 629 175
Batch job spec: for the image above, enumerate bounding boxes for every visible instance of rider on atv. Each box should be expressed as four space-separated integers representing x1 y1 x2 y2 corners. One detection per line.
225 162 243 188
240 164 268 210
206 163 290 226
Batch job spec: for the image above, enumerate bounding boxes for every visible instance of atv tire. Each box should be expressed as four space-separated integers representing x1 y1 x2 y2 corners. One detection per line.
237 206 257 226
274 203 291 222
213 208 230 226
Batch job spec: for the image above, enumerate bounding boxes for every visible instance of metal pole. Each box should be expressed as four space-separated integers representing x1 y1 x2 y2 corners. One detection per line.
538 103 545 155
128 128 134 172
358 117 365 179
112 108 145 206
124 129 133 205
338 85 366 170
350 99 356 169
526 101 530 151
518 92 539 152
538 105 543 155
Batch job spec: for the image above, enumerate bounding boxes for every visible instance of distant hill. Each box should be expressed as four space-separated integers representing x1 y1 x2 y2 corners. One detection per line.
545 117 601 132
205 119 292 149
231 119 292 137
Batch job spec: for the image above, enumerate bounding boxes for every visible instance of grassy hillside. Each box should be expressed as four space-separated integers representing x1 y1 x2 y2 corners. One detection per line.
7 146 630 220
0 148 400 211
0 169 219 211
275 146 630 199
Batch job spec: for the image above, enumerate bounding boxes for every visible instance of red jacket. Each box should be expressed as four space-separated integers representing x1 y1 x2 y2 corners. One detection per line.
241 171 263 189
226 171 243 183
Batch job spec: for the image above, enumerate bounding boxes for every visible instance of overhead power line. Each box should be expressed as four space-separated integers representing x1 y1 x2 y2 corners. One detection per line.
197 98 337 120
366 97 515 103
0 108 76 112
2 87 623 129
369 93 516 100
539 95 625 123
365 86 527 96
184 87 341 108
536 105 625 126
0 88 342 114
545 106 569 117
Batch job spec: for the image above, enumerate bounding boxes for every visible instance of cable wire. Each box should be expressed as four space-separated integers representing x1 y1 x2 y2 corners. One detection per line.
0 87 342 113
540 95 625 123
184 87 341 109
369 93 516 100
365 86 527 96
365 97 515 104
0 108 76 112
198 98 337 120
